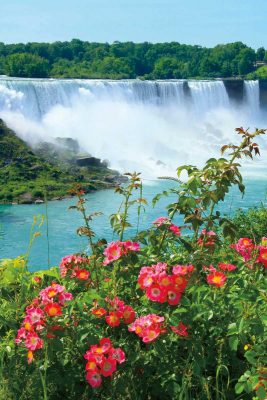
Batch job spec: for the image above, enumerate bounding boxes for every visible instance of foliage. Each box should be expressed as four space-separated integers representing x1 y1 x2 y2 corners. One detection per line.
0 128 266 400
247 65 267 80
231 208 267 242
0 119 121 203
0 40 265 79
4 53 50 78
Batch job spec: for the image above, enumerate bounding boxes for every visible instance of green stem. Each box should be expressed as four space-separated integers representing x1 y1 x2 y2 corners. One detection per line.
39 344 48 400
119 192 130 241
157 200 179 255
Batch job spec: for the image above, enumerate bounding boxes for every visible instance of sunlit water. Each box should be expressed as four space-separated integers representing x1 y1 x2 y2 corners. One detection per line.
0 179 266 271
0 78 266 270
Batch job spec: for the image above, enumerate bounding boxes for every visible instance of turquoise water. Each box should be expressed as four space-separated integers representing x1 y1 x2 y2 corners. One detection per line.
0 179 266 271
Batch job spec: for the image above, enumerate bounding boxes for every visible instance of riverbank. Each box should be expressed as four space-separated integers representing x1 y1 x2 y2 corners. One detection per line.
0 119 126 204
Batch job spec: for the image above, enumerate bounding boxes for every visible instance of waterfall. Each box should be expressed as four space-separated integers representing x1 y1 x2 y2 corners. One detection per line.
244 80 260 117
0 77 265 178
187 80 230 115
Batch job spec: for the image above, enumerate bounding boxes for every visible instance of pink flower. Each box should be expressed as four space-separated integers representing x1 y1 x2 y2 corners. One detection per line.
84 338 126 388
109 348 126 364
128 314 165 343
103 241 124 265
25 307 44 325
203 264 217 272
142 328 161 343
15 328 27 344
103 241 140 265
60 254 90 278
169 224 181 236
39 284 65 304
25 332 43 351
58 292 73 305
152 217 170 226
123 241 140 252
172 264 194 276
233 238 254 261
197 229 217 247
86 371 102 388
146 285 167 303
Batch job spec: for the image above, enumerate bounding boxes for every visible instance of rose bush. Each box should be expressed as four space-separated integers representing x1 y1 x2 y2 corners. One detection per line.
0 128 266 400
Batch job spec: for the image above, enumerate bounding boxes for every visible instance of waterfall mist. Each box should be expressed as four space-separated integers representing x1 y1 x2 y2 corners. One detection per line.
0 78 266 178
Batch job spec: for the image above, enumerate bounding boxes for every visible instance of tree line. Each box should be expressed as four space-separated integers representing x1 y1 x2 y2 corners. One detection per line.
0 40 266 79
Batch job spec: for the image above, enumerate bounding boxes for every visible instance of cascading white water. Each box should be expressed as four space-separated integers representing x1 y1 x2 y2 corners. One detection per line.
244 80 260 118
0 77 265 177
187 80 230 115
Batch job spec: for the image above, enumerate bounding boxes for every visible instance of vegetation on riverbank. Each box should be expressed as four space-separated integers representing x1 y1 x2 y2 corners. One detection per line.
0 40 267 79
0 119 124 204
0 128 266 399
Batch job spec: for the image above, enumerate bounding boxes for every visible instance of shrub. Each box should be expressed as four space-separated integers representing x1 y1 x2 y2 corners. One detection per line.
0 128 266 400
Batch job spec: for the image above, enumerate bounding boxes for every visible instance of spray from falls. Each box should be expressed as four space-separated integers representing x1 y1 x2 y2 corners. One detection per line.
0 78 265 178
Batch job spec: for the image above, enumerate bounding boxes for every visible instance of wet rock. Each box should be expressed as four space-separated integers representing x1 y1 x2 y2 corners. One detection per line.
19 192 33 204
76 157 103 167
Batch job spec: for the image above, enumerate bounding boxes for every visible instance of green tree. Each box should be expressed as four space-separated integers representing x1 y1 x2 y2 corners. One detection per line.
256 47 265 61
153 57 184 79
5 53 50 78
237 48 256 75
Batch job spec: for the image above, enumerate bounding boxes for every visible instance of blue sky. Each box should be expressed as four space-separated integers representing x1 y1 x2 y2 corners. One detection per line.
0 0 266 49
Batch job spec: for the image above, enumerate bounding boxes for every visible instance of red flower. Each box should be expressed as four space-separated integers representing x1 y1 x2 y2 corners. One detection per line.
44 303 62 317
105 312 121 327
85 358 98 372
92 307 107 317
167 289 182 305
171 321 188 337
122 306 136 324
74 268 90 280
218 263 237 271
207 271 227 287
257 247 267 268
99 338 112 353
100 358 117 377
146 285 167 303
169 224 181 236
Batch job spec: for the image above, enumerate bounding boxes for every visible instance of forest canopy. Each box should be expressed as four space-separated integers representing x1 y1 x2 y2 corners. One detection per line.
0 40 266 79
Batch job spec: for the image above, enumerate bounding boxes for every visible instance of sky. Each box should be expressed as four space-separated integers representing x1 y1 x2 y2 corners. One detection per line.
0 0 266 49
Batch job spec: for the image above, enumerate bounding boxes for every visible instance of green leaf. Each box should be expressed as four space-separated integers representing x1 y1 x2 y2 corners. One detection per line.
235 382 245 394
173 307 187 314
229 336 238 351
244 350 257 365
227 322 238 336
